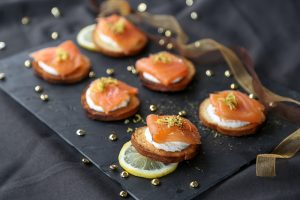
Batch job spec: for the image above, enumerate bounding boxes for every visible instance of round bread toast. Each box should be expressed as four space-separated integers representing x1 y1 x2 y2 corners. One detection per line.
199 98 265 136
137 58 196 92
131 127 199 163
81 86 140 121
32 56 91 84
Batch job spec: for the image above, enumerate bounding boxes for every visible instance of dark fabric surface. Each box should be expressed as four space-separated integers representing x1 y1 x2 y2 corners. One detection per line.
0 0 299 200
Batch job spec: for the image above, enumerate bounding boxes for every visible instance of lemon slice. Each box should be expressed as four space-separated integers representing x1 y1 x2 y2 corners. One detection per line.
118 141 178 179
76 24 98 51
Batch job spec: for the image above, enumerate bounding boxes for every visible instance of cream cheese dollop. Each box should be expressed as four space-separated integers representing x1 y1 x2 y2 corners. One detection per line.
207 104 250 128
38 61 59 76
145 127 189 152
143 72 182 84
85 87 129 112
97 32 122 52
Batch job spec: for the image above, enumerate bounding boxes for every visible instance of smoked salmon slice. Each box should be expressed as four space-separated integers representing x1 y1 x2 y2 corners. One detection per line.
136 52 189 86
96 14 146 53
147 114 201 144
210 90 265 123
31 40 87 77
89 77 138 113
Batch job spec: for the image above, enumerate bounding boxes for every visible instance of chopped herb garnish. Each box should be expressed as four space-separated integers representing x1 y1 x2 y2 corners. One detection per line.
219 92 238 110
97 77 118 92
156 116 183 128
55 48 69 62
152 52 173 64
109 18 126 34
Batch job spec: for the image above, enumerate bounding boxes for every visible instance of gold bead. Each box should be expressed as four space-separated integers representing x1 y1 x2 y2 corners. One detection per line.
0 42 6 50
127 65 134 71
24 60 31 68
109 164 118 170
109 133 117 141
126 127 133 133
157 27 164 34
131 68 137 74
224 70 231 77
88 71 96 78
205 69 213 77
158 39 165 46
34 85 43 93
119 191 128 198
269 101 275 107
151 178 160 186
178 110 187 117
76 129 86 136
249 93 255 99
124 119 130 124
21 16 30 25
120 171 129 178
106 68 114 75
186 0 194 6
230 83 238 90
190 180 199 188
0 73 5 80
190 12 198 20
165 30 172 37
166 43 173 50
51 32 59 40
40 94 49 101
137 3 147 12
51 7 61 18
81 157 91 165
149 104 157 112
194 41 200 48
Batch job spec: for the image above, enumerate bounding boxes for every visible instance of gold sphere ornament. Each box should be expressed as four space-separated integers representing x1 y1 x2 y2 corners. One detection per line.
0 42 6 50
127 65 134 71
109 133 118 141
106 68 115 75
158 39 165 46
81 157 91 165
205 69 214 77
157 27 164 34
51 7 61 18
190 180 199 188
165 30 172 37
76 129 86 136
119 190 128 198
131 68 138 75
151 178 160 186
269 101 276 107
120 171 129 178
40 94 49 101
190 12 198 20
166 43 173 50
230 83 238 90
186 0 194 6
149 104 157 112
109 164 118 170
0 73 5 80
137 3 147 12
24 60 31 68
224 70 231 77
249 93 255 99
21 16 30 25
178 110 187 117
88 71 96 78
194 41 200 48
51 32 59 40
34 85 43 93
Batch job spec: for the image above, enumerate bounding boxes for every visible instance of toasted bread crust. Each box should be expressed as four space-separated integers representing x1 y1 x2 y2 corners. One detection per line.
32 56 91 84
131 127 199 163
81 86 140 121
92 29 148 58
137 58 196 92
199 98 265 136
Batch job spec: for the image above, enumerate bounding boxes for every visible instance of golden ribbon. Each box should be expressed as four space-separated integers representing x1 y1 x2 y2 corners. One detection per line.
96 0 300 177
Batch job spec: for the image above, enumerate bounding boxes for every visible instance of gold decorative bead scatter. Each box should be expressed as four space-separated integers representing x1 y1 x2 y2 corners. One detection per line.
149 104 157 112
157 27 164 34
249 93 255 99
0 42 6 50
0 73 5 80
34 85 43 93
190 181 199 188
178 110 186 117
158 39 165 46
109 164 118 170
137 3 147 12
106 68 114 75
76 129 86 136
127 65 134 71
51 32 59 40
40 94 49 101
224 70 231 77
230 83 238 90
51 7 61 18
205 69 213 77
131 68 137 74
190 12 198 20
119 191 128 198
21 16 30 25
81 157 91 165
165 30 172 37
120 171 129 178
166 43 173 50
186 0 194 6
88 71 96 78
24 60 31 68
151 178 160 186
109 133 118 141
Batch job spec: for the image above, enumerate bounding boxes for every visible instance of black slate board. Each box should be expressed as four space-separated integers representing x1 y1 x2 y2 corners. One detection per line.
0 38 299 200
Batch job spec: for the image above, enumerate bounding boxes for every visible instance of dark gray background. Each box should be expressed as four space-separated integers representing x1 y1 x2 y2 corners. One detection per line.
0 0 299 199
